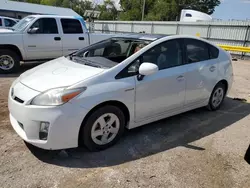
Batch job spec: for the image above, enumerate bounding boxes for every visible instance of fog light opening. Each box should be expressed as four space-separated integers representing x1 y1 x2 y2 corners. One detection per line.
39 122 50 140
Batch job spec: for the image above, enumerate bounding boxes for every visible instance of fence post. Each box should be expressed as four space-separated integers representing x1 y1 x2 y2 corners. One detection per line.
101 22 104 33
151 22 154 34
114 22 117 33
206 24 211 40
242 25 250 59
176 23 179 34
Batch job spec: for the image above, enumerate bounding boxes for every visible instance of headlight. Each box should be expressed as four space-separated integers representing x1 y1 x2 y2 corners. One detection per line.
31 87 87 106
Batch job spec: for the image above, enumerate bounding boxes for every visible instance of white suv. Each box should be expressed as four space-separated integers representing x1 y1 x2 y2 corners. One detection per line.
8 34 233 151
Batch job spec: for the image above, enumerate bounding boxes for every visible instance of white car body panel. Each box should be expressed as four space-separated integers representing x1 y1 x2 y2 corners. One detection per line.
8 35 233 150
135 65 186 121
19 57 104 91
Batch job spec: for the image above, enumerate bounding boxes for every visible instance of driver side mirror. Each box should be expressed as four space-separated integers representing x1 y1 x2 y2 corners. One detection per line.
137 62 158 81
27 27 39 34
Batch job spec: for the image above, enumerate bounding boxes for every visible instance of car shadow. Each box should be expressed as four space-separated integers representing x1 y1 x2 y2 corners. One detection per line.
27 97 250 168
0 62 41 78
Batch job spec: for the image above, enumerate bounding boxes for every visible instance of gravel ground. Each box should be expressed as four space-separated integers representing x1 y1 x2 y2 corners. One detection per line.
0 61 250 188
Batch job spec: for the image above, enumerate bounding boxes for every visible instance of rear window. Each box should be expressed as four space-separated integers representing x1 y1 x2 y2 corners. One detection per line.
61 19 83 34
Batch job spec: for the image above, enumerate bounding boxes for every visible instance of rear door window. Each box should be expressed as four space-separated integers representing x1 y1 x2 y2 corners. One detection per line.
185 39 210 63
61 19 83 34
209 44 219 59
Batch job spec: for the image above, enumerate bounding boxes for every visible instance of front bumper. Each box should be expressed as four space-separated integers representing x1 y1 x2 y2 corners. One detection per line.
8 82 89 150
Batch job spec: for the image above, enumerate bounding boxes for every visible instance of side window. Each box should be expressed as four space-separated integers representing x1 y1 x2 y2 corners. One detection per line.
185 39 209 63
0 19 2 26
140 39 183 70
4 19 16 27
209 44 219 59
116 40 183 79
61 19 83 34
30 18 58 34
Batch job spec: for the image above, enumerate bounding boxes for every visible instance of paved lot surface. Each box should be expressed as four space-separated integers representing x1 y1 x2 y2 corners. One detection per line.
0 61 250 188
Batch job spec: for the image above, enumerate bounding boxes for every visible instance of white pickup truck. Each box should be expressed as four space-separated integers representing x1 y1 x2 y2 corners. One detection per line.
0 15 114 73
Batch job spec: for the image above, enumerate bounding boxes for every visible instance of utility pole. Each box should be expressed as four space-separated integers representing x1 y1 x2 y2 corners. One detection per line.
142 0 145 21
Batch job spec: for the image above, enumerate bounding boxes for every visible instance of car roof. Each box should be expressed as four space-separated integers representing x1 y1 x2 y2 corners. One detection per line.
112 33 168 41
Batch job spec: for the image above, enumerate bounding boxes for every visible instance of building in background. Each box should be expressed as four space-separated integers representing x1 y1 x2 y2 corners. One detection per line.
0 0 80 19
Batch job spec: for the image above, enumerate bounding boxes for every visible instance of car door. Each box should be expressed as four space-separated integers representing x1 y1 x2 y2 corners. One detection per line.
134 39 186 122
183 38 219 107
60 18 89 56
23 17 63 60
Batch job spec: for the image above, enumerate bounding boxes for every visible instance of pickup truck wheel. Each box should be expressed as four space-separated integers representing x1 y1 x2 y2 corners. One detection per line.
0 49 20 74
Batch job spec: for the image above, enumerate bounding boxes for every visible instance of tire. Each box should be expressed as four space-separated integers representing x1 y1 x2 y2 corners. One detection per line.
80 105 126 152
0 49 20 74
207 82 226 111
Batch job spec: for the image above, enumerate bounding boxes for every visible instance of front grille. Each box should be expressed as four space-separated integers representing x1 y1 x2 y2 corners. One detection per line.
14 96 24 104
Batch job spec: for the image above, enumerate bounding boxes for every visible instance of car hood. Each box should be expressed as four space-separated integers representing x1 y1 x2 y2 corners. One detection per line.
20 57 104 92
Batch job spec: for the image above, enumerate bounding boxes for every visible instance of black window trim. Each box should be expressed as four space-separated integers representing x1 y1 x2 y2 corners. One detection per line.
115 38 185 79
28 18 59 34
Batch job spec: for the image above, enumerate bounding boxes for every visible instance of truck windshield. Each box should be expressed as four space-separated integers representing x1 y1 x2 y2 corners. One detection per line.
12 16 35 31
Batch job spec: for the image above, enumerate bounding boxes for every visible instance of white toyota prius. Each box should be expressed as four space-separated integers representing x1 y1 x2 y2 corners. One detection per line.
8 34 233 151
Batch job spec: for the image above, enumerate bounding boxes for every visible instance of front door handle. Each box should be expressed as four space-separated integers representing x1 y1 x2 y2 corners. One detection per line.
176 75 184 81
79 37 85 40
209 66 216 72
54 37 61 41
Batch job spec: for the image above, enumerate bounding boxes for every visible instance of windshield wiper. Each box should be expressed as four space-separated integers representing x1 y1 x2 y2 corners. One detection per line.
84 62 101 68
72 57 102 68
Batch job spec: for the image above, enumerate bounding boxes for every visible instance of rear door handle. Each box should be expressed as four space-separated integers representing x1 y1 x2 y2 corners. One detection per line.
79 37 85 40
54 37 61 41
209 66 216 72
176 75 184 81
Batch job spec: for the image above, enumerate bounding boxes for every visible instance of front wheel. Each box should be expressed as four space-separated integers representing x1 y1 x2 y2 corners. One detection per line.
0 49 20 74
80 105 125 151
207 82 226 111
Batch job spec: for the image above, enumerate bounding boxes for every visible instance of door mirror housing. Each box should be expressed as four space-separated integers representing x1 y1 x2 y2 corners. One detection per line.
139 62 158 76
83 51 89 57
27 27 39 34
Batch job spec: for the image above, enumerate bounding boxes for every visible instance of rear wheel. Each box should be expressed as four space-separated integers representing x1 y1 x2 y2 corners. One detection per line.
0 49 20 74
80 105 125 151
207 82 226 111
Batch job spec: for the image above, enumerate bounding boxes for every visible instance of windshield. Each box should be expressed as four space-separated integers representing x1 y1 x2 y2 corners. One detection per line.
12 16 35 31
72 37 152 68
